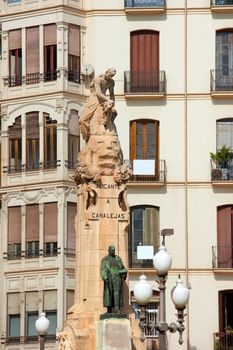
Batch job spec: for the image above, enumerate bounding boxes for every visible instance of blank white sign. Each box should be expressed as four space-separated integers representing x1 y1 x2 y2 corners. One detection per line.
133 159 155 175
137 245 154 260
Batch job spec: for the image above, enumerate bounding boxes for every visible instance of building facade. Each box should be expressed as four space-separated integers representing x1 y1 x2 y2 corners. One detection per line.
1 0 233 349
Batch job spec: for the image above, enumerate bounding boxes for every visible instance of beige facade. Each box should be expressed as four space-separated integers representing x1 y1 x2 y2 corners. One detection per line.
1 1 233 350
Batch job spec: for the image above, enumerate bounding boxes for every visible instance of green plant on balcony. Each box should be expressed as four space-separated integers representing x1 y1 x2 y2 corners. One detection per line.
210 145 233 169
225 325 233 333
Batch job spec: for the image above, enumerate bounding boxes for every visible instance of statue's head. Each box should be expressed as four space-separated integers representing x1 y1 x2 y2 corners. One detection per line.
108 245 115 256
105 67 116 80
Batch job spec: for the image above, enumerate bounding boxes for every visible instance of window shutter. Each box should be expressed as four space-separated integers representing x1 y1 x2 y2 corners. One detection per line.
44 24 57 46
68 110 79 136
26 292 38 312
44 290 57 310
9 29 22 50
8 207 21 244
67 202 76 251
8 293 20 314
26 112 39 139
44 203 57 242
26 27 39 74
9 116 22 139
217 206 232 267
68 25 80 57
26 205 39 242
66 290 74 312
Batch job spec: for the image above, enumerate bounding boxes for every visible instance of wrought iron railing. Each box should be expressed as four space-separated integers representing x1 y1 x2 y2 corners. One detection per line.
42 160 61 170
129 159 167 182
124 70 166 94
214 332 233 350
211 70 233 92
3 164 24 173
3 247 61 260
25 72 41 84
8 75 22 87
211 0 233 5
212 246 233 268
125 0 166 8
44 70 57 82
210 159 233 181
3 335 56 344
3 160 61 173
65 160 77 169
68 70 80 83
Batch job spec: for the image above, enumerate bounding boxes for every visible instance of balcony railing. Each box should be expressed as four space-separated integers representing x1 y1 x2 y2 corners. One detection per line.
65 160 78 169
3 160 61 173
125 0 166 8
124 70 166 94
129 159 167 182
211 70 233 92
211 159 233 181
212 246 233 268
211 0 233 5
68 70 80 83
3 247 61 260
214 332 233 350
8 75 22 87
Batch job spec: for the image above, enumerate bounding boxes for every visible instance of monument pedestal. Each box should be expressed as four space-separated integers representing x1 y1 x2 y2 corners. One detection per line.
97 316 131 350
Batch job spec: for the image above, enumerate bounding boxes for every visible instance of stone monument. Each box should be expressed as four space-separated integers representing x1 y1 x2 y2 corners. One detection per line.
57 68 146 350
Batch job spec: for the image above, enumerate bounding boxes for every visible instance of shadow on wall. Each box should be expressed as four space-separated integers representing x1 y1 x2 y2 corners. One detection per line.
189 343 198 350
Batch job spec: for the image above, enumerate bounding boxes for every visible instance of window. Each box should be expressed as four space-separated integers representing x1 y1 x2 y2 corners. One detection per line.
9 29 22 87
7 293 20 340
130 119 160 179
44 203 58 255
216 30 233 90
217 118 233 179
8 207 21 259
219 290 233 333
129 206 160 268
44 114 57 169
26 205 39 258
9 116 22 172
44 290 57 336
68 110 80 168
26 27 39 84
217 205 233 268
66 290 74 314
26 112 39 170
130 30 159 92
68 25 80 83
25 292 38 337
44 24 57 82
67 202 76 257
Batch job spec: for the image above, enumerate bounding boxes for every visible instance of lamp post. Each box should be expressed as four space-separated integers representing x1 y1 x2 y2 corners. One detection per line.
133 245 189 350
35 312 50 350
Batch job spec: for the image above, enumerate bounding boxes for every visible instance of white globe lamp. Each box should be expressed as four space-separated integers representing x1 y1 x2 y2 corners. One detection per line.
153 246 172 275
133 274 153 305
171 277 190 309
35 312 50 335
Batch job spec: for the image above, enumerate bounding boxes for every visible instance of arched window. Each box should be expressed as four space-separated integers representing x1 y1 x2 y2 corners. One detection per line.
9 116 22 172
68 110 80 168
44 113 57 169
130 30 159 92
216 205 233 268
216 29 233 90
129 205 160 268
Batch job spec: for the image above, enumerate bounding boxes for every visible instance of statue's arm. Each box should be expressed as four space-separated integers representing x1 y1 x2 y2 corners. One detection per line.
100 259 109 281
94 77 110 103
109 81 115 102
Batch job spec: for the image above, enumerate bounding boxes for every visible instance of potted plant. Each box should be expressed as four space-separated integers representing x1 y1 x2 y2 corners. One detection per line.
225 325 233 334
210 145 233 180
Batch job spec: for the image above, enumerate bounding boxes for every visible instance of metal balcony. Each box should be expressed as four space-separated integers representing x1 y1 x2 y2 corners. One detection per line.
129 159 167 183
211 159 233 181
210 70 233 92
211 0 233 5
214 332 233 350
124 70 166 95
125 0 166 8
212 246 233 268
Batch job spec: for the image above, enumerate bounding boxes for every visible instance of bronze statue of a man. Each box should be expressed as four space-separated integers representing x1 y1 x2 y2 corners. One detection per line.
100 245 127 314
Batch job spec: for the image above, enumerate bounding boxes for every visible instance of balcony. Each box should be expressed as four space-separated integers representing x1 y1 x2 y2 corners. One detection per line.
211 160 233 184
124 0 166 14
3 246 61 260
210 70 233 98
3 160 61 174
124 70 166 99
214 332 233 350
212 246 233 269
211 0 233 12
128 159 166 187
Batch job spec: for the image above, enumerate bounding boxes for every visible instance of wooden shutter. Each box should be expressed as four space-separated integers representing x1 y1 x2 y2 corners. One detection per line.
217 206 232 268
26 112 39 139
44 24 57 46
44 290 57 310
44 203 57 243
67 203 76 251
26 27 39 74
9 29 22 50
9 116 22 139
8 293 20 314
26 205 39 242
8 207 21 244
68 25 80 57
26 292 38 311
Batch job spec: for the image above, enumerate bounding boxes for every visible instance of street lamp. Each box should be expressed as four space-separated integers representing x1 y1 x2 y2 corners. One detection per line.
133 245 189 350
35 312 50 350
